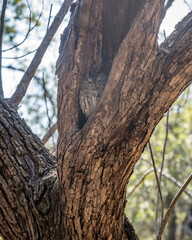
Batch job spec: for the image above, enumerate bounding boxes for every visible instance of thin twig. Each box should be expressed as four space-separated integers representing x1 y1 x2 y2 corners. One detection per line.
42 73 56 151
127 169 155 198
127 168 192 199
157 173 192 240
148 141 164 239
11 0 74 108
183 0 192 11
160 110 169 189
47 4 53 31
42 123 57 145
0 0 7 99
161 171 192 199
164 0 175 13
3 64 39 80
3 49 37 59
156 111 169 227
180 86 190 108
3 65 56 111
161 0 175 21
2 0 44 52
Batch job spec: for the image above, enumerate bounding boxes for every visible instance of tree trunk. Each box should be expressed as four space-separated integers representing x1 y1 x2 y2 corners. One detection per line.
56 0 192 239
0 100 60 239
1 0 192 239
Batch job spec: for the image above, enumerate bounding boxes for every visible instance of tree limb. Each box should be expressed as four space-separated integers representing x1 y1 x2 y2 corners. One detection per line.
56 1 192 238
0 100 59 239
10 0 73 108
56 2 168 238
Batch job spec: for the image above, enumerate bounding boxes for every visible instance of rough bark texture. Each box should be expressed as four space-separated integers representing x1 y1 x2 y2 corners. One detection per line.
1 0 192 239
0 100 59 239
56 0 192 239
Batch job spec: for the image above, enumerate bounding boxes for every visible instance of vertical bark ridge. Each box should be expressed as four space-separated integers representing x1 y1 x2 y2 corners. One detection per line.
0 100 59 240
57 0 167 239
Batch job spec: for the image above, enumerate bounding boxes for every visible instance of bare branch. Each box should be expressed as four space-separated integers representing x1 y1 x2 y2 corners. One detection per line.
148 141 164 238
42 73 56 151
156 110 169 230
3 65 56 112
157 173 192 240
127 168 192 199
3 64 39 80
2 0 44 52
127 169 154 198
3 48 37 59
42 123 57 145
47 4 53 31
161 171 192 199
164 0 175 11
183 0 192 11
161 0 175 21
11 0 74 108
0 0 7 99
160 111 169 183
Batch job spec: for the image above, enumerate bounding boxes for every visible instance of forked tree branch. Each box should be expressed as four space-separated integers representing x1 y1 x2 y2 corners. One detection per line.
11 0 74 108
0 0 7 99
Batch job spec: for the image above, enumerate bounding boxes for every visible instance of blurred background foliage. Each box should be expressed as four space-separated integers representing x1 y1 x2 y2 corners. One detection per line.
126 87 192 240
1 0 192 239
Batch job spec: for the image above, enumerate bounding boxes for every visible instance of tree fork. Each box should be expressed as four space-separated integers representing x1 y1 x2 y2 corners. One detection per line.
0 0 192 239
57 0 192 239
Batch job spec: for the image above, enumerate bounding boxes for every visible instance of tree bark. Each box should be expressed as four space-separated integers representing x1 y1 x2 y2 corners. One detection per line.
56 0 192 239
1 0 192 239
0 100 59 239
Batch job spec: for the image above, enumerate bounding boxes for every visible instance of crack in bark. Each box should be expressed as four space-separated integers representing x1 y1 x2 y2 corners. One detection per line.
0 100 59 239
